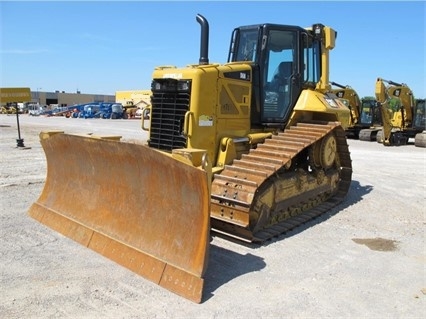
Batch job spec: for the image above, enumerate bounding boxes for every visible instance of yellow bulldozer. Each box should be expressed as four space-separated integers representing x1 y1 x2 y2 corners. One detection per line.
330 82 383 140
375 78 425 146
28 15 352 303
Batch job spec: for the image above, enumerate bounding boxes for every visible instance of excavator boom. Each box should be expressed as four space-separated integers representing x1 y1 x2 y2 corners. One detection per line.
375 77 420 146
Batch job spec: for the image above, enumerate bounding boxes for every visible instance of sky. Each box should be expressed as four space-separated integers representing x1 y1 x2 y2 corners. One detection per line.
1 1 425 98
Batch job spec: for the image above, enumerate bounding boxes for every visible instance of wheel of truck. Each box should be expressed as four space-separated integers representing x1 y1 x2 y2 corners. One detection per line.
414 132 426 148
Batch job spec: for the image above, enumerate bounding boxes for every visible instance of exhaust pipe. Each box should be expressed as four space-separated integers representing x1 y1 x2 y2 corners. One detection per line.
330 81 347 89
196 14 209 65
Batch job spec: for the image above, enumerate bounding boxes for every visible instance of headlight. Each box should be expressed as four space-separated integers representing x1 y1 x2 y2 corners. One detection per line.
151 79 191 92
153 82 162 91
177 81 190 91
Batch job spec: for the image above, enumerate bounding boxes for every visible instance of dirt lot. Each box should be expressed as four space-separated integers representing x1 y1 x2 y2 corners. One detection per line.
1 114 425 318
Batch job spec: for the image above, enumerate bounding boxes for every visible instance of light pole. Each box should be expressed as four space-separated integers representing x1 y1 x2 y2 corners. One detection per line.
37 88 42 105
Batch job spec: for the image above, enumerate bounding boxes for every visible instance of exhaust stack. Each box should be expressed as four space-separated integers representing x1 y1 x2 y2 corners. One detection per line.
196 14 209 65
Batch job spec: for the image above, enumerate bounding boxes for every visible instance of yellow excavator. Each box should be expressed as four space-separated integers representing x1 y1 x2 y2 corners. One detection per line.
28 14 352 303
330 82 361 137
330 82 382 140
357 98 383 141
375 78 425 146
413 99 426 147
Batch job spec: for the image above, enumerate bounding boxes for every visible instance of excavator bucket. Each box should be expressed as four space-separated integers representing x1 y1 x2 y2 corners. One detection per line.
28 131 210 303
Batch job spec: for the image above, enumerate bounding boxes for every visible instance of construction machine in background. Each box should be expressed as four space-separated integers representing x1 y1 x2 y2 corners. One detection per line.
413 99 426 147
116 90 152 119
375 78 425 146
122 100 150 119
28 14 352 303
330 81 361 138
1 103 19 114
105 102 127 119
330 82 382 139
357 98 383 141
122 101 138 118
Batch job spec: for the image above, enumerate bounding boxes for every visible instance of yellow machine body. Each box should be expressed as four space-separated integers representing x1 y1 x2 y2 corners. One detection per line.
151 64 349 170
330 84 361 128
330 82 386 141
375 78 423 146
29 16 352 302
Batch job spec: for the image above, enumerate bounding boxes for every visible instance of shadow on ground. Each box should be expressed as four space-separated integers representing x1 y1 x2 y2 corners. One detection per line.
202 245 266 302
202 180 372 301
213 180 373 247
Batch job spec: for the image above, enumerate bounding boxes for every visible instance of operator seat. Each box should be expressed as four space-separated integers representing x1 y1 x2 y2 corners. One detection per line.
274 62 293 85
273 61 292 91
275 62 292 117
264 61 293 119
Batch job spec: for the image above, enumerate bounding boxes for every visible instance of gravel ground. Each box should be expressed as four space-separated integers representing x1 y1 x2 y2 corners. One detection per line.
1 114 425 318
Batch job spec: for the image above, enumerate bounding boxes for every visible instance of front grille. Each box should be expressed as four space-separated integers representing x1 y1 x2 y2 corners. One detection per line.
148 91 190 152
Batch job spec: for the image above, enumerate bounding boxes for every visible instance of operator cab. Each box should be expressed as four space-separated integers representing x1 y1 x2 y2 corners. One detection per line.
228 23 322 127
413 99 425 130
360 99 381 126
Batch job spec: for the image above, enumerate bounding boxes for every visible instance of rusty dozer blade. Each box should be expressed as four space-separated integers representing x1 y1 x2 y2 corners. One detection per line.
28 131 210 303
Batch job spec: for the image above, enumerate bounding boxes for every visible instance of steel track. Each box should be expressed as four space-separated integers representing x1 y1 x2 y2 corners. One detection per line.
210 121 352 242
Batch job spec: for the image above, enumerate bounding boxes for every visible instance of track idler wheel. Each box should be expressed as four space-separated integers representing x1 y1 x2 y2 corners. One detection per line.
312 133 337 170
